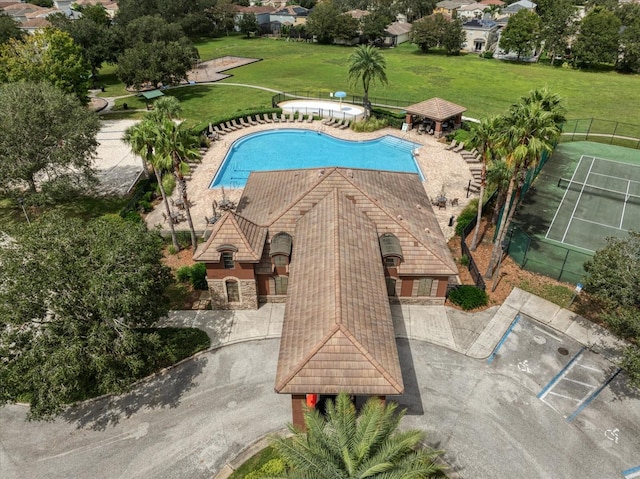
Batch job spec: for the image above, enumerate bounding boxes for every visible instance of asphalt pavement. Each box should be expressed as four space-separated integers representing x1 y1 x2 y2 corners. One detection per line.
1 288 638 479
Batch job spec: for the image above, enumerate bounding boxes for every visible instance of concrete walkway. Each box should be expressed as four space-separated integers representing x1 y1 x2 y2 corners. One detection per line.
162 288 629 363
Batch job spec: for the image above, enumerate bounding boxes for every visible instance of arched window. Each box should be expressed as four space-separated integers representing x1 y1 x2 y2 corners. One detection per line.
216 244 238 269
226 280 240 302
379 233 403 268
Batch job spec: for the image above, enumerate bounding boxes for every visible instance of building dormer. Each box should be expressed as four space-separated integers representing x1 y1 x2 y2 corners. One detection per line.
379 233 403 268
216 244 238 269
270 232 292 268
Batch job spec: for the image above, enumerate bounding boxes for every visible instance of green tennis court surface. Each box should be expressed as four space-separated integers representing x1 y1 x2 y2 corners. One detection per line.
545 155 640 252
509 142 640 283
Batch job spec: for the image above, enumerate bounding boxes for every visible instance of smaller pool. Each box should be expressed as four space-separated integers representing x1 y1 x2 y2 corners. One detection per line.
210 129 422 188
280 99 365 120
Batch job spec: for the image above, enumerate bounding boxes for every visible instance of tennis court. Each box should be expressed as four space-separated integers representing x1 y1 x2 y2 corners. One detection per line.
545 155 640 252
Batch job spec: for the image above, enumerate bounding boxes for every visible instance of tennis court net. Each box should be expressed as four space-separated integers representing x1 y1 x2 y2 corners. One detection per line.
557 177 640 205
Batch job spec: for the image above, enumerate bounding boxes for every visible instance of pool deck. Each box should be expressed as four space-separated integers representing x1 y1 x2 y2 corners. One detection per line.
145 122 476 241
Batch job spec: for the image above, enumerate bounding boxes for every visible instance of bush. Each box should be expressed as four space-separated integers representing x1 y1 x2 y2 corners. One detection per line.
175 263 208 290
161 173 176 197
245 458 286 479
455 199 479 236
459 254 469 266
351 117 388 132
448 285 488 310
371 108 404 128
176 230 192 249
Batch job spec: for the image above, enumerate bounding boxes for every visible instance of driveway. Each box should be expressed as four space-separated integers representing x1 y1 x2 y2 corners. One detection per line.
2 320 639 479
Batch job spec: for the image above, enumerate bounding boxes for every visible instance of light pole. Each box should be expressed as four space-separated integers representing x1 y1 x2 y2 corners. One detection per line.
17 197 30 225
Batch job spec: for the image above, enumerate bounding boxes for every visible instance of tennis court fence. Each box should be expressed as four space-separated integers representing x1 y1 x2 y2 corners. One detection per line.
505 224 592 284
561 118 640 149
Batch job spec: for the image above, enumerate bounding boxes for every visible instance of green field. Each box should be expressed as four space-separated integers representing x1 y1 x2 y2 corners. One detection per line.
101 36 640 127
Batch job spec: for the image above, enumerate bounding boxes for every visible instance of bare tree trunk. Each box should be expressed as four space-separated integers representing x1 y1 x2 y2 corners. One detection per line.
154 166 179 251
176 173 198 250
469 163 486 251
485 174 517 277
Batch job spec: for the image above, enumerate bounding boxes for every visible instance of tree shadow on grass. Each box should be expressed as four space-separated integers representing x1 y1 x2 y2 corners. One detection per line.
63 354 208 431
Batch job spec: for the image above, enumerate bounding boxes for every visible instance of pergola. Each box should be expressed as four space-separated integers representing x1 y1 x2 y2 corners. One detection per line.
405 97 467 138
138 89 164 110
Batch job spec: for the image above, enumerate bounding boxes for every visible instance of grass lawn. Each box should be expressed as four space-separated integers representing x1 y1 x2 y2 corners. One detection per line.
97 36 640 129
190 36 640 124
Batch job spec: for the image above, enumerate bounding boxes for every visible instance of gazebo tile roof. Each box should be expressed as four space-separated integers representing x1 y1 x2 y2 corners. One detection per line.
406 97 467 121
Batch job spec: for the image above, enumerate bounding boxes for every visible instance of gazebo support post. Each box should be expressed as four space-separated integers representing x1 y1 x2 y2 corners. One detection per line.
435 121 443 138
454 114 462 129
405 113 413 129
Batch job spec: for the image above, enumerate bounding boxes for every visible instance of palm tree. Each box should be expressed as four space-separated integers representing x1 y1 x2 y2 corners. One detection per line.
148 95 182 121
348 45 388 118
467 115 505 251
485 99 563 284
486 159 513 226
123 119 180 251
271 392 446 479
155 118 201 250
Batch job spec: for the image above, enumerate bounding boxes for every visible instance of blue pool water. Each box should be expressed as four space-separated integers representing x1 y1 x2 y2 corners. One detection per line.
210 129 422 188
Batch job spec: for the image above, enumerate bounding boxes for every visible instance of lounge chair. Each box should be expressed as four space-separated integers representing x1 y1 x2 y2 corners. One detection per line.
444 139 457 150
452 142 465 153
280 113 286 122
225 121 237 131
217 123 231 133
255 115 265 124
306 114 314 123
339 120 350 130
297 113 304 122
240 117 252 127
287 113 295 122
324 117 337 126
461 148 478 158
332 119 344 128
263 113 274 123
232 119 244 129
272 112 280 123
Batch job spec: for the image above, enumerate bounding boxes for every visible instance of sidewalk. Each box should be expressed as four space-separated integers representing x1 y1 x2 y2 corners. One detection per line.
161 288 629 362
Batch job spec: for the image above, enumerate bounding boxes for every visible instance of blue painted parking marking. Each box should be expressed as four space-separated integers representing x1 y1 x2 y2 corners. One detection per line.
567 368 621 422
537 347 585 399
486 314 521 365
622 465 640 478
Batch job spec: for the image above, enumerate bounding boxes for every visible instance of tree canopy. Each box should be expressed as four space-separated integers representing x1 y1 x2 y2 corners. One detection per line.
0 28 91 102
348 44 388 115
411 13 449 53
117 16 198 90
537 0 577 65
498 9 540 60
0 12 24 45
0 81 100 200
0 213 173 420
271 392 446 478
572 7 621 67
306 1 342 44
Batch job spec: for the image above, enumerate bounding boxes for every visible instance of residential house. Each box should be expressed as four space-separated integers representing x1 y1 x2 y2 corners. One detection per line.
501 0 536 17
462 17 499 53
457 3 485 21
73 0 119 17
383 21 413 46
194 167 458 310
234 5 276 32
433 0 472 18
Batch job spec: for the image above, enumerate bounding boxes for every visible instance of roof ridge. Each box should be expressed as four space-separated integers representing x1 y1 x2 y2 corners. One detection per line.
229 212 263 261
332 190 343 325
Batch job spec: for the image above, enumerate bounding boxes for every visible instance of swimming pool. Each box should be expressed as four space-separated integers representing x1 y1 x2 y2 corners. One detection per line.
210 129 422 188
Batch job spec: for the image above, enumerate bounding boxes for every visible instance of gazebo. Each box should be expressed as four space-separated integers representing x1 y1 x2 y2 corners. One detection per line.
405 97 467 138
138 89 164 110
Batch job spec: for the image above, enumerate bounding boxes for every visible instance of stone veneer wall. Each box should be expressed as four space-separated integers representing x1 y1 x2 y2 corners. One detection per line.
394 297 445 305
208 278 258 310
258 295 287 304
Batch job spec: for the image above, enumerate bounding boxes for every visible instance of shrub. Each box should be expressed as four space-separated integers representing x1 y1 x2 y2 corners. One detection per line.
455 199 479 236
371 108 404 128
161 174 176 197
176 266 192 283
190 263 207 290
245 458 286 479
176 230 192 249
448 285 488 310
351 117 388 132
459 254 470 266
168 244 178 255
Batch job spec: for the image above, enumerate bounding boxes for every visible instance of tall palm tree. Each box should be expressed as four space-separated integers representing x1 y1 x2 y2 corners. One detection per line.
486 159 513 226
123 119 180 251
467 115 505 251
271 392 446 479
155 118 201 250
485 100 563 283
148 95 182 121
348 45 388 118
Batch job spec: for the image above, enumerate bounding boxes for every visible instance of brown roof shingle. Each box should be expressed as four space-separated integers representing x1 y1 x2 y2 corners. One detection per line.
275 190 403 395
406 97 467 121
193 211 267 262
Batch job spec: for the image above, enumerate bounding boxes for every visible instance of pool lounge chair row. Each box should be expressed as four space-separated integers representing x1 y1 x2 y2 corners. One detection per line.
207 113 319 140
321 117 351 130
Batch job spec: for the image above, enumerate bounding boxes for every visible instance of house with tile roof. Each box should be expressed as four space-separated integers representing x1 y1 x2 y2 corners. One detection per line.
433 0 472 18
501 0 536 16
462 17 499 53
383 21 413 46
194 167 458 311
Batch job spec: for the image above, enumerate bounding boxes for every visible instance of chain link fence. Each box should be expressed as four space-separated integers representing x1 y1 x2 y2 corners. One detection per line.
561 118 640 149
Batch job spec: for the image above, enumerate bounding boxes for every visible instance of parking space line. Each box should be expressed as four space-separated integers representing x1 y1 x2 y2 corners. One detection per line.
547 391 581 402
622 465 640 479
533 326 562 342
577 364 601 372
487 314 521 365
563 377 597 388
537 347 585 400
567 368 621 422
